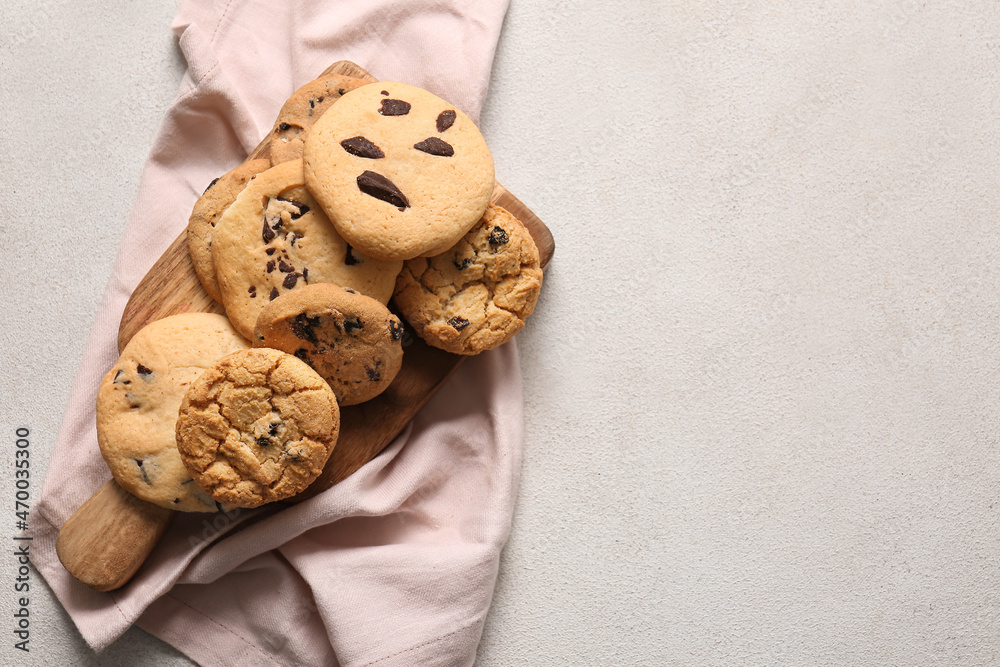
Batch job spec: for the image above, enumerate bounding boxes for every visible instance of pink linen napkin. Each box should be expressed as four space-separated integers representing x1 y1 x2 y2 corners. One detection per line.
31 0 520 664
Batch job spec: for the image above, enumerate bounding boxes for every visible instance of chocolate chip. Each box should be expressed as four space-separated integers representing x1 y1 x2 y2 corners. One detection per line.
136 364 153 378
453 257 472 271
448 316 470 330
278 122 292 132
365 365 381 381
248 285 257 298
256 436 270 448
344 317 363 333
379 99 411 116
337 88 346 95
488 226 509 246
269 422 280 436
278 260 294 273
270 288 279 301
113 369 127 384
173 498 180 504
345 244 360 265
262 221 276 244
277 197 310 219
381 90 389 96
135 459 151 485
343 287 357 294
436 110 456 132
302 267 309 282
204 177 221 194
266 260 276 273
294 349 309 362
414 137 454 157
290 313 320 344
266 248 276 256
283 272 301 289
389 320 403 341
357 170 409 210
341 136 385 159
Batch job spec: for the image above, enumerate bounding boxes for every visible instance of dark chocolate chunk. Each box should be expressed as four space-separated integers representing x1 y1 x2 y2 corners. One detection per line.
283 272 302 289
389 319 403 341
345 244 360 266
278 122 292 132
454 257 472 270
278 260 294 273
380 90 389 96
379 98 411 116
341 136 385 159
344 317 363 333
294 349 310 362
262 221 276 244
436 109 457 132
414 137 454 157
266 260 276 273
337 88 346 95
204 177 221 194
270 287 279 301
135 459 151 485
113 369 126 384
277 197 310 219
365 365 381 381
289 313 321 344
302 267 309 282
266 247 276 256
357 170 409 210
269 422 280 437
256 435 270 448
448 316 470 330
488 226 509 246
136 364 153 378
248 285 257 298
173 498 180 504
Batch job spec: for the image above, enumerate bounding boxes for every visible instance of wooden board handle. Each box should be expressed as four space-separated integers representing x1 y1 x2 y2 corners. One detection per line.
56 480 174 592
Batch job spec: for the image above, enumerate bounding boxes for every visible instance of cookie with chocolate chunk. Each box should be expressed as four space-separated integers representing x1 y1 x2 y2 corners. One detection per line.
269 72 367 166
187 159 271 302
96 313 250 512
211 158 402 339
253 283 404 406
175 347 339 508
393 204 542 355
303 81 495 261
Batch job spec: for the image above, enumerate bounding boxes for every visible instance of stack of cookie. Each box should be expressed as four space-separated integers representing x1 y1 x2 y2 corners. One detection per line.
96 73 543 514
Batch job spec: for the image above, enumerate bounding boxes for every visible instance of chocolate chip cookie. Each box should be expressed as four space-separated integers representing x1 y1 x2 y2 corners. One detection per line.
253 283 404 406
175 347 340 508
96 313 250 511
392 204 543 355
187 159 272 302
269 72 368 166
211 158 402 339
303 81 495 261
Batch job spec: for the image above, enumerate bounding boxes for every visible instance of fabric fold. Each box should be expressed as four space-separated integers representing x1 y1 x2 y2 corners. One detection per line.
33 1 518 664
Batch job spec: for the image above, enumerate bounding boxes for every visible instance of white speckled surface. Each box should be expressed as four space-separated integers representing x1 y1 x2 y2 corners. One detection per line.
5 1 1000 664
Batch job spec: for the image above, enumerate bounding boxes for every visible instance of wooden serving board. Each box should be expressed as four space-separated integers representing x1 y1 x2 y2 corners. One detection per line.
56 61 554 591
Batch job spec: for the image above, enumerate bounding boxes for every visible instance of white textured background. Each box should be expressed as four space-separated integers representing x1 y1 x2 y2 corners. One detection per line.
3 1 1000 664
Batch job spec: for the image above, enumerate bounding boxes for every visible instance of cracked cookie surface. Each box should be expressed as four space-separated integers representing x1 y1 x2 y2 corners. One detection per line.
187 159 272 303
269 72 367 166
211 158 402 339
96 313 250 512
303 81 494 261
175 347 340 508
253 283 404 406
392 204 543 355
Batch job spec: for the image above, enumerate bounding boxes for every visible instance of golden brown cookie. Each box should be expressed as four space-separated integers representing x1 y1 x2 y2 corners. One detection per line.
253 283 404 406
187 159 272 302
269 72 368 166
175 347 340 508
96 313 250 512
303 81 494 261
393 204 543 355
211 158 402 339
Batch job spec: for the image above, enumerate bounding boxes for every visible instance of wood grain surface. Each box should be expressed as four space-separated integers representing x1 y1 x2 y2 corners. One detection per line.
58 60 554 591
